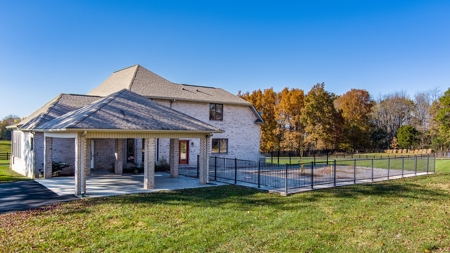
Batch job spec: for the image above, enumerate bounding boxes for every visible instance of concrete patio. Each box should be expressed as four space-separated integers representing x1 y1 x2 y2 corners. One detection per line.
36 171 225 198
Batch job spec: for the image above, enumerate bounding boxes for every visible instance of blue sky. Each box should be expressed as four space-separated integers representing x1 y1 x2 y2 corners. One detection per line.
0 0 449 118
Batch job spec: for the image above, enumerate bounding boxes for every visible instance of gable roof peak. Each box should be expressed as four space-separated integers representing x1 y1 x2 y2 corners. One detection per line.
113 64 139 73
88 64 251 106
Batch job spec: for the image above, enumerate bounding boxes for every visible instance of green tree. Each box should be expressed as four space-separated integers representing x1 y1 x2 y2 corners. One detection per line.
0 115 20 140
397 125 419 149
301 83 343 150
433 88 450 150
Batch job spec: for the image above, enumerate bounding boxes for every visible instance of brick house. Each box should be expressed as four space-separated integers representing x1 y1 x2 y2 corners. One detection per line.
9 65 262 194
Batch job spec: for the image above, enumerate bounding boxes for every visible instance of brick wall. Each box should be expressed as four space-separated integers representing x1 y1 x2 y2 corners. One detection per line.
33 132 44 177
153 99 261 164
93 139 116 170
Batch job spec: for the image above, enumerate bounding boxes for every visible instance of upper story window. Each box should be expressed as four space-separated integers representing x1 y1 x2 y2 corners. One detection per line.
209 103 223 121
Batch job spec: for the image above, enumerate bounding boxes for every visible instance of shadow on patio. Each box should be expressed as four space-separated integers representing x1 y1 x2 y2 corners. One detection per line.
36 171 225 198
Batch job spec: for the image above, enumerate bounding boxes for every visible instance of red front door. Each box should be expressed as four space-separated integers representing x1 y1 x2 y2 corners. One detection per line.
179 140 189 165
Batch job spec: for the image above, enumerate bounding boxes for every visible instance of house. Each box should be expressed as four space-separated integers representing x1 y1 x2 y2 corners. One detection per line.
9 65 263 195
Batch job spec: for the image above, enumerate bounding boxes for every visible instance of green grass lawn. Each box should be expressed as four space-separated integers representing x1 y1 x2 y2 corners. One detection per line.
0 165 30 183
0 140 11 153
0 161 449 252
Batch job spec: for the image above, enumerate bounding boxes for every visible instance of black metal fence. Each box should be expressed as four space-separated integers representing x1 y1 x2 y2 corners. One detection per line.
179 155 436 195
0 152 10 160
265 152 448 165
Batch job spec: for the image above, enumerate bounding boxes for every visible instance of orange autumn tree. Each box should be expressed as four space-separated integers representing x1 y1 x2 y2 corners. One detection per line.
334 89 374 152
275 87 305 152
239 88 279 152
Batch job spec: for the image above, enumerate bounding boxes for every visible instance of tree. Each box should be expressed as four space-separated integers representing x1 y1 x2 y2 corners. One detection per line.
371 91 415 149
397 125 419 149
239 88 279 152
275 88 305 152
0 115 20 140
301 83 343 150
390 136 399 149
335 89 374 152
432 88 450 150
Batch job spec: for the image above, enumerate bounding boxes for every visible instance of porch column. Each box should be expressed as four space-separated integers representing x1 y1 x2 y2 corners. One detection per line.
169 138 179 178
86 139 91 176
135 138 143 167
75 134 88 195
199 135 211 184
144 138 156 189
115 139 123 175
44 137 53 179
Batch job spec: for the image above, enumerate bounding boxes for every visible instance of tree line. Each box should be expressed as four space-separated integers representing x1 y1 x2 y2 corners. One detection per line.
0 115 20 140
238 83 449 153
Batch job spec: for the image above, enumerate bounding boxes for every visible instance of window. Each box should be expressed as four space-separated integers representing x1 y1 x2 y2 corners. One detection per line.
209 103 223 121
212 139 228 154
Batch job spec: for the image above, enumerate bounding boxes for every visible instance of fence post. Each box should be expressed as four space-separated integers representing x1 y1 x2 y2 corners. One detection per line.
285 164 288 195
353 159 356 184
289 152 291 164
434 154 436 173
426 155 429 174
414 156 417 175
234 158 237 184
258 161 261 188
326 152 329 165
311 162 314 189
333 160 336 187
197 155 199 178
214 156 217 181
401 157 404 178
371 159 374 182
387 157 390 179
277 150 280 165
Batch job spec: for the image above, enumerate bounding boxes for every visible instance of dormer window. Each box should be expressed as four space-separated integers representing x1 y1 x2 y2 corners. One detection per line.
209 103 223 121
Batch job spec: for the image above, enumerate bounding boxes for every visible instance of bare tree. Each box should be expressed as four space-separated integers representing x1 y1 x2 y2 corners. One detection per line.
371 91 414 148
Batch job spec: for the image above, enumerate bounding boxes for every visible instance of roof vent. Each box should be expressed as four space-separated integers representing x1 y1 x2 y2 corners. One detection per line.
182 86 185 90
196 88 199 92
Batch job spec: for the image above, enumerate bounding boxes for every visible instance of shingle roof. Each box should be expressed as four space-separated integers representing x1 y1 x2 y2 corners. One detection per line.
36 89 223 133
88 65 253 106
19 94 101 130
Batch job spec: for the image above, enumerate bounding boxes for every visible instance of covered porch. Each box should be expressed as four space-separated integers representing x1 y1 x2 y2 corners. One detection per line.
35 89 223 196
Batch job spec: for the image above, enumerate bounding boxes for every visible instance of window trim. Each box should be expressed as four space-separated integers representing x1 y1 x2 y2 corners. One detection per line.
209 103 223 121
212 138 228 154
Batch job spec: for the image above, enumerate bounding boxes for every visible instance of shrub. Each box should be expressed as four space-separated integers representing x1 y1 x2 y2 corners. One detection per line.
52 161 71 177
155 156 170 172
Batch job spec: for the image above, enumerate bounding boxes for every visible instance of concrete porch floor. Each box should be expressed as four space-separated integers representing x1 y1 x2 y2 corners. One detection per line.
35 171 225 198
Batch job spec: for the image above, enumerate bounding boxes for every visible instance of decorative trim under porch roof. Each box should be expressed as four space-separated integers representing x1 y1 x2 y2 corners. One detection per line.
34 89 224 134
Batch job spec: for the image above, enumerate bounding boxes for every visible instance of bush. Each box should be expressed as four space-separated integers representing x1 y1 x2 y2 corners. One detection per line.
52 161 71 177
155 156 170 172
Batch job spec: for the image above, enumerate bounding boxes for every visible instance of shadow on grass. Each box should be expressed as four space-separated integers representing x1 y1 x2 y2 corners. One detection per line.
16 173 450 216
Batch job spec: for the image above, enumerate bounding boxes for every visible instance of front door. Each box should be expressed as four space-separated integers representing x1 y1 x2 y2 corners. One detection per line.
179 140 189 165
